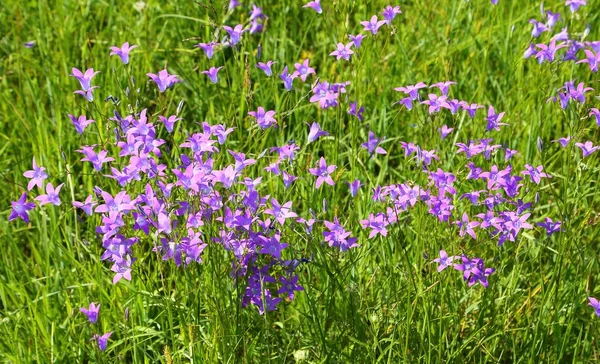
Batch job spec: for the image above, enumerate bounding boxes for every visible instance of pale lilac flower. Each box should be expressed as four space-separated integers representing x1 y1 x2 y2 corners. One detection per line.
303 0 322 14
546 11 561 28
535 39 568 63
346 179 363 197
361 131 387 156
433 250 457 272
9 193 35 223
361 15 386 35
280 66 297 91
146 69 180 92
195 42 218 59
422 94 448 113
248 107 277 129
109 42 138 64
454 212 479 239
74 87 98 102
306 121 329 143
553 136 571 147
529 19 549 38
394 82 427 100
348 34 366 49
158 115 181 133
223 24 245 46
522 164 551 184
382 5 402 25
23 157 48 191
330 42 354 61
73 195 96 216
439 125 454 139
430 81 456 96
202 66 223 84
308 157 336 188
92 332 112 351
68 114 95 135
257 60 275 76
589 297 600 316
70 68 99 91
576 50 600 72
79 302 100 323
35 183 63 206
565 0 586 13
575 141 599 157
229 0 241 10
590 108 600 126
264 198 298 225
293 59 315 82
485 106 507 131
537 217 562 237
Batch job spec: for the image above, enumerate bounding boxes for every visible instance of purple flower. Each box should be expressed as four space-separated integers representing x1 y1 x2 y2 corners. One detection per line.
35 183 64 206
589 297 600 316
264 198 298 226
257 60 275 76
361 131 387 156
282 171 297 188
432 250 457 272
348 34 366 49
361 15 386 35
195 42 218 59
529 19 549 38
223 24 245 46
72 195 96 216
68 114 95 135
330 42 354 61
9 193 36 223
575 141 599 157
303 0 322 14
454 212 479 239
229 0 241 10
590 108 600 126
381 5 402 25
485 106 507 131
308 157 336 189
576 50 599 72
201 66 223 84
522 164 551 184
323 217 359 251
146 69 180 92
79 302 100 323
546 11 561 28
23 157 48 191
280 66 297 91
348 101 365 121
305 121 329 143
360 213 389 238
565 0 586 13
537 217 562 237
76 145 115 171
92 332 112 351
430 81 456 96
278 275 304 300
346 179 363 197
422 94 448 114
158 115 181 133
553 136 571 147
24 41 35 48
293 59 315 82
439 125 454 139
73 87 98 102
395 82 427 100
248 107 277 129
109 42 138 64
70 67 99 91
535 39 568 63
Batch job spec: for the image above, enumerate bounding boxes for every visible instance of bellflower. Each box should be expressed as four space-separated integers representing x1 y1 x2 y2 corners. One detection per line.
433 250 457 272
35 183 63 206
79 302 100 323
195 42 218 59
109 42 138 64
223 24 245 46
146 69 180 92
280 66 297 91
348 34 366 49
257 60 275 76
248 107 277 129
92 332 112 351
575 141 599 157
9 193 36 223
589 297 600 316
23 157 48 191
361 131 387 156
70 67 99 91
577 50 600 72
201 66 223 84
565 0 586 13
361 15 386 35
308 157 336 188
330 42 354 61
303 0 322 14
68 114 95 135
382 5 402 25
293 59 315 82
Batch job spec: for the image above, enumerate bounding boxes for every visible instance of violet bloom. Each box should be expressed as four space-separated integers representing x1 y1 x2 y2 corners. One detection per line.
535 39 568 63
529 19 549 38
109 42 138 64
35 183 63 206
278 275 304 300
257 60 275 76
433 250 457 272
23 157 48 191
146 69 180 92
73 87 98 102
537 217 562 237
72 195 96 216
565 0 586 13
590 108 600 126
264 198 298 225
195 42 218 59
422 94 448 114
546 11 561 28
293 59 315 82
361 15 386 35
454 212 479 239
348 101 365 121
460 102 484 119
280 66 297 91
430 81 456 96
92 332 112 351
308 157 336 188
248 107 277 129
79 302 100 323
346 179 363 197
306 121 329 143
522 164 550 184
553 136 571 147
68 114 95 135
330 42 354 61
439 125 454 139
361 131 387 156
303 0 322 14
348 34 366 49
282 171 297 188
77 146 115 171
223 24 245 46
485 106 507 131
589 297 600 316
229 0 241 10
70 68 99 91
576 50 600 72
382 5 402 25
575 141 599 157
524 43 537 58
24 41 35 48
9 193 35 223
202 66 223 84
158 115 181 133
360 213 389 238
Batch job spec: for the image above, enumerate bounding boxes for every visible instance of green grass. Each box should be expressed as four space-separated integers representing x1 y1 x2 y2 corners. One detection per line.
1 0 600 362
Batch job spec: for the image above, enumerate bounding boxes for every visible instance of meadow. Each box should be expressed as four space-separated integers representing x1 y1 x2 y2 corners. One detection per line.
2 0 600 362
